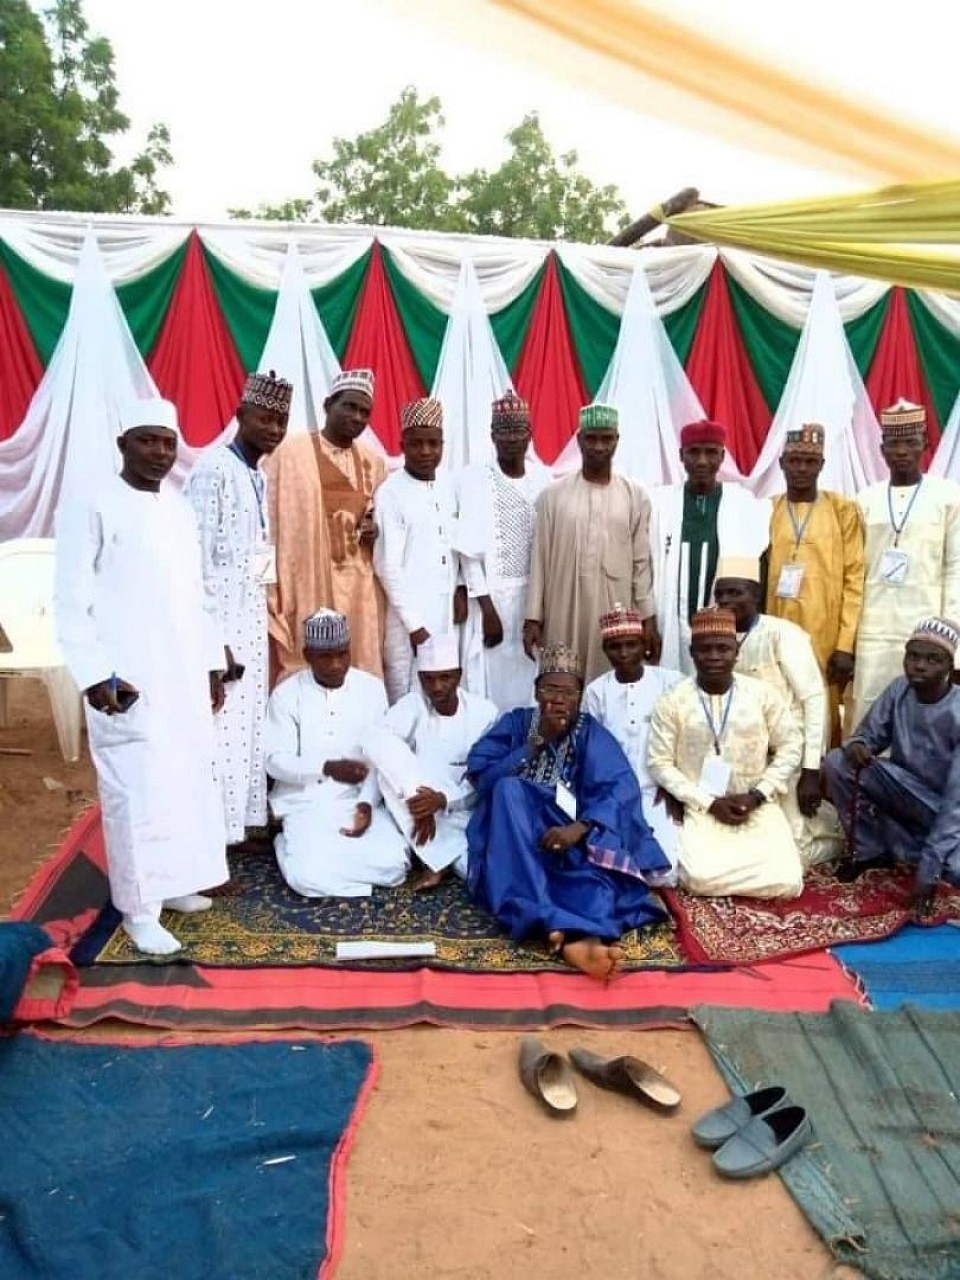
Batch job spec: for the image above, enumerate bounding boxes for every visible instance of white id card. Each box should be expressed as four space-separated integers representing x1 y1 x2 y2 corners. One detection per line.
878 548 909 587
698 754 732 797
555 780 578 820
253 544 277 586
776 563 805 600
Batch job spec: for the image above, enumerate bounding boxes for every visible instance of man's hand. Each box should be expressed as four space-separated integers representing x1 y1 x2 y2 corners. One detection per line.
409 627 430 652
357 508 378 548
540 822 589 853
642 615 662 665
323 758 369 786
709 794 760 827
657 787 685 826
210 671 226 713
452 585 469 626
909 877 935 918
407 786 447 821
844 740 875 769
412 813 437 846
522 620 542 660
340 803 373 839
85 677 139 715
826 650 854 687
797 768 822 818
479 596 504 649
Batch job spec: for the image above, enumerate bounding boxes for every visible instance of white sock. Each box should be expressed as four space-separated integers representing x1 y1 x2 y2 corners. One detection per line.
162 894 213 914
122 916 182 956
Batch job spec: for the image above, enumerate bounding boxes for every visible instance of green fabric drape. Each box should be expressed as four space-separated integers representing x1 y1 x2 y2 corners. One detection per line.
311 249 371 362
906 292 960 428
555 257 619 397
490 263 546 373
844 292 890 380
382 248 447 389
202 245 276 375
0 240 71 366
725 271 800 411
663 280 708 365
115 240 190 359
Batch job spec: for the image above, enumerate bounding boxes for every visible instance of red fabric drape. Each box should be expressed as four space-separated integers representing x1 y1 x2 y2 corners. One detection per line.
512 254 588 465
0 262 43 441
341 242 424 455
683 263 772 474
147 233 245 447
864 286 939 467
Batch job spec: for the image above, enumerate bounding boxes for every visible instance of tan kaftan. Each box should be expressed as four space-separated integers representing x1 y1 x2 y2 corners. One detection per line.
525 472 655 684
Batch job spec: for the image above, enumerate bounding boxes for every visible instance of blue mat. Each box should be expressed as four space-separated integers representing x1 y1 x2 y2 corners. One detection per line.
0 923 53 1021
834 923 960 1010
0 1035 374 1280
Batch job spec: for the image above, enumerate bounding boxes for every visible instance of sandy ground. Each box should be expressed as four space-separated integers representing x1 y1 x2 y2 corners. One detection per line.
0 679 861 1279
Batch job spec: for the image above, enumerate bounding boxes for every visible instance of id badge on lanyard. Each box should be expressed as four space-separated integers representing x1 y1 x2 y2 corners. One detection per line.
776 563 805 599
253 544 277 586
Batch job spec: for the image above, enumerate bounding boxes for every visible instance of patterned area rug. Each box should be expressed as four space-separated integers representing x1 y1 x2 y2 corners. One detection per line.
663 864 960 965
76 845 684 973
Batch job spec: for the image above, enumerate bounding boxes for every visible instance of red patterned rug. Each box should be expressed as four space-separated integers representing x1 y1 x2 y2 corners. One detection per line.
662 864 960 966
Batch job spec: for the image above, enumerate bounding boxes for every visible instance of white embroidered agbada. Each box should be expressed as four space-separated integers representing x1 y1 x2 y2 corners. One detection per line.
852 477 960 729
649 484 771 673
456 458 552 711
265 667 408 898
185 445 269 843
584 665 684 882
647 674 804 899
364 687 499 875
54 478 228 916
373 469 462 703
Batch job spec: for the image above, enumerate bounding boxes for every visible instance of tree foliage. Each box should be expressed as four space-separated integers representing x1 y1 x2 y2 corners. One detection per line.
0 0 173 213
231 88 628 242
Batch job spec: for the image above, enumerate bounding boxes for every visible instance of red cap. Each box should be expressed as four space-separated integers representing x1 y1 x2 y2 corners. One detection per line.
680 419 727 449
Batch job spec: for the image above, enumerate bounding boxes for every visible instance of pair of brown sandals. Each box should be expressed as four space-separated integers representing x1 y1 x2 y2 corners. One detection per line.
519 1036 681 1116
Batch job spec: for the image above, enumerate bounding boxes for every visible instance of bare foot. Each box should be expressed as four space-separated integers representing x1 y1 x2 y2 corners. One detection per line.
409 867 445 894
561 937 623 982
547 930 565 955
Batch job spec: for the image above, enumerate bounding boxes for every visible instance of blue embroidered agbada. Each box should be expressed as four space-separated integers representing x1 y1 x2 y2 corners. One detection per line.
465 708 669 943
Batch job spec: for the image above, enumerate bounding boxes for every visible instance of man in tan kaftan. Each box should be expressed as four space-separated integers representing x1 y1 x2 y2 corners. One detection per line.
265 369 387 684
523 404 658 685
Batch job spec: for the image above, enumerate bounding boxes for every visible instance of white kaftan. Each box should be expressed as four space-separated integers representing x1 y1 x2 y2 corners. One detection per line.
456 459 552 711
265 667 408 898
185 445 269 842
365 688 499 875
373 469 462 704
54 479 228 917
647 674 804 898
852 477 960 729
584 665 684 882
649 483 771 673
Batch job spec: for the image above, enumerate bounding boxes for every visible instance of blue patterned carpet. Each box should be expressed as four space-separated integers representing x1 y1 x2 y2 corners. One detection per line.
834 923 960 1010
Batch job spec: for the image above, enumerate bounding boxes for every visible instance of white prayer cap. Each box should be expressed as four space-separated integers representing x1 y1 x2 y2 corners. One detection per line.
303 608 350 651
120 397 179 436
417 633 461 673
715 555 761 584
329 369 375 403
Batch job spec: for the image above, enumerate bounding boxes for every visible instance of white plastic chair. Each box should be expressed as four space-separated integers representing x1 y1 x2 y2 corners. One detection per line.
0 538 83 762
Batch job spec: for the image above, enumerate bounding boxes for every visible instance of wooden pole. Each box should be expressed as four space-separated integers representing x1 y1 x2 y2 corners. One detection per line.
608 187 700 248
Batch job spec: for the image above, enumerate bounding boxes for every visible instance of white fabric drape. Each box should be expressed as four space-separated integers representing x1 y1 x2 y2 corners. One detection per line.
931 388 960 480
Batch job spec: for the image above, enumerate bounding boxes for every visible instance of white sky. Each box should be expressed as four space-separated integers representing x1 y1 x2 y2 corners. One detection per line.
81 0 958 224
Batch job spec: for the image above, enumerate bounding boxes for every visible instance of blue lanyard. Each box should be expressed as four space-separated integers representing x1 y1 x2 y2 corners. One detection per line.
786 497 817 552
697 685 735 755
228 442 266 534
887 480 922 548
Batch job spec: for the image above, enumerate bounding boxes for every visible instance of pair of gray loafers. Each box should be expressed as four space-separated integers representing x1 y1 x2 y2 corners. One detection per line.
691 1085 811 1178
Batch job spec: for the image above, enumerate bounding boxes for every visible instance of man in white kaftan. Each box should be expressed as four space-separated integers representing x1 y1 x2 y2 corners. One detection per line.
647 607 804 899
364 635 499 888
852 400 960 729
54 398 228 957
373 397 465 704
650 419 770 673
265 609 407 898
583 604 683 883
456 391 552 711
185 370 291 844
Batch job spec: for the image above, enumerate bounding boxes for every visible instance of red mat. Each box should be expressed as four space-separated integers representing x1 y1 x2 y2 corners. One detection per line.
662 864 960 966
11 809 861 1031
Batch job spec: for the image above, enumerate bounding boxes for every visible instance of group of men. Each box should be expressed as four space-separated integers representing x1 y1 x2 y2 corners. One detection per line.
53 368 960 973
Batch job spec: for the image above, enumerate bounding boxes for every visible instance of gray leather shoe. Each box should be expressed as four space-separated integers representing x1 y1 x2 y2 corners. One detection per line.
712 1104 811 1179
518 1036 578 1116
691 1085 788 1149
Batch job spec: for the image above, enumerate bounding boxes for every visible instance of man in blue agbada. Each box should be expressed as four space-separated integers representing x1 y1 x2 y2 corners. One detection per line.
465 642 669 980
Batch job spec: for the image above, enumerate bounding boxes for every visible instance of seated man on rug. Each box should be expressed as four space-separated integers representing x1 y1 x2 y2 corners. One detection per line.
584 603 683 886
464 643 670 982
265 609 409 898
823 617 960 911
364 635 500 892
647 607 805 899
713 555 841 867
